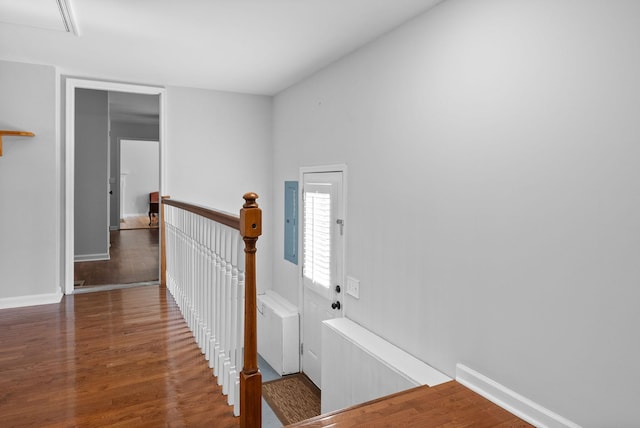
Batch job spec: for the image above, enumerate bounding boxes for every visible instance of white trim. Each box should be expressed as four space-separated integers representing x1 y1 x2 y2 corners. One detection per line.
55 68 63 295
0 291 63 310
74 253 110 262
456 364 581 428
64 78 166 295
327 318 451 387
124 213 151 218
299 164 348 175
73 281 158 294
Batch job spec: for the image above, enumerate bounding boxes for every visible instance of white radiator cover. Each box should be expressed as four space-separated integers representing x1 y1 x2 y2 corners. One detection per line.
257 290 300 375
321 318 451 413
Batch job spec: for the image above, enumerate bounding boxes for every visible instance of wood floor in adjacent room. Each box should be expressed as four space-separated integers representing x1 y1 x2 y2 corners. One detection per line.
74 227 159 287
0 285 239 428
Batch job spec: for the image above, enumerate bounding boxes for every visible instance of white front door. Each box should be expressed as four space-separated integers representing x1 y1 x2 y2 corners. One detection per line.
301 170 345 388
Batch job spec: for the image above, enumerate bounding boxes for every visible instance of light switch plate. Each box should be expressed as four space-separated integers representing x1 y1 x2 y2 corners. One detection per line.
346 276 360 299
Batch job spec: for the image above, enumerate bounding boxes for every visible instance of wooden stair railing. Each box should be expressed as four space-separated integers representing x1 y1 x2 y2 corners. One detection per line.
239 193 262 428
161 193 262 427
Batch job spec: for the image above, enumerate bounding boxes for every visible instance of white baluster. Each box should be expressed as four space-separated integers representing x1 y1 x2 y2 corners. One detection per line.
207 220 216 368
227 232 240 407
196 215 204 350
222 227 233 395
199 217 206 355
162 203 246 411
203 217 212 362
217 226 228 387
213 222 223 378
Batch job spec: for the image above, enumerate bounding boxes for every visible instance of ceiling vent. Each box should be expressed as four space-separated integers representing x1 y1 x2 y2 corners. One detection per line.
57 0 79 35
0 0 79 35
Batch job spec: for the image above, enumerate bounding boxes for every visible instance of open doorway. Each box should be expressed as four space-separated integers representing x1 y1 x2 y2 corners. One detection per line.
73 92 160 291
64 79 165 295
119 139 160 230
74 137 160 289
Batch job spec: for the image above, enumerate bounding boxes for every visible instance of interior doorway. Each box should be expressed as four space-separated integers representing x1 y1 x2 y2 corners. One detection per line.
64 79 165 295
119 139 160 227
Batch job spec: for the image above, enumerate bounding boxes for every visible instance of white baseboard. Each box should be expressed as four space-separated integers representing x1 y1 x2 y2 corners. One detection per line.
0 290 63 309
456 364 581 428
74 253 110 262
124 213 149 218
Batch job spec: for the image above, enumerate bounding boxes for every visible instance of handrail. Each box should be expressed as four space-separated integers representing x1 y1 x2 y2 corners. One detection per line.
161 194 262 427
163 198 240 230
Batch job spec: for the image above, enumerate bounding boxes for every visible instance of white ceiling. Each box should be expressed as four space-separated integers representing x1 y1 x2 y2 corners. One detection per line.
109 92 160 126
0 0 443 95
0 0 68 32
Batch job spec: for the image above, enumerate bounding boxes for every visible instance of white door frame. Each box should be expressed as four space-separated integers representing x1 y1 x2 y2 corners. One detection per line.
298 163 347 381
64 78 166 295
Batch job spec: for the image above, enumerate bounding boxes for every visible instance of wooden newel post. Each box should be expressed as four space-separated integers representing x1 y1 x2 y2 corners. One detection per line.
240 192 262 428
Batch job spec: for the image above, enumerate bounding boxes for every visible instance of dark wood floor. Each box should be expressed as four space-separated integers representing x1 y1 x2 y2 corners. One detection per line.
74 228 159 287
0 285 239 427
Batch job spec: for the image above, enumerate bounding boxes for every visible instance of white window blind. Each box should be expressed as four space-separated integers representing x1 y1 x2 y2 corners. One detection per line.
303 190 331 289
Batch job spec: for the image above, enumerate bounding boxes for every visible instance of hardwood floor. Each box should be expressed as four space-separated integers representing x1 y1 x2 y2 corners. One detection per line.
0 285 239 427
74 228 159 287
289 382 534 428
120 215 159 230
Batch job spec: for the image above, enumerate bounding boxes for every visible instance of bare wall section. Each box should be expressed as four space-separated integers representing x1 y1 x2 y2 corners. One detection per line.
74 88 109 259
120 139 159 217
109 122 160 229
272 0 640 426
0 60 59 303
165 86 273 292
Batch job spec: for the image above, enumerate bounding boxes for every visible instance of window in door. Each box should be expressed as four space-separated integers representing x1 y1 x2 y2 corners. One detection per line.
302 173 341 300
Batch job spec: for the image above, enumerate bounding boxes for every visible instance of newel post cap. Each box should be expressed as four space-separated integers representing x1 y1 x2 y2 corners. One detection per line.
240 193 262 238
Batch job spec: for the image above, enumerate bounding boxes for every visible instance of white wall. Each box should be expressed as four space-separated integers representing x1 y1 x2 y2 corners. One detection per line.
165 86 273 292
272 1 640 426
120 139 159 217
74 88 109 259
109 121 159 228
0 60 60 304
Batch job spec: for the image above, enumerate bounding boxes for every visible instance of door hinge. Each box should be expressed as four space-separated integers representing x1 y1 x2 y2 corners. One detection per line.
300 343 303 355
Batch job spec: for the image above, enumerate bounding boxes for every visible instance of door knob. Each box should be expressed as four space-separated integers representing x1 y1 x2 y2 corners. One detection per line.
335 285 341 293
331 301 341 310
